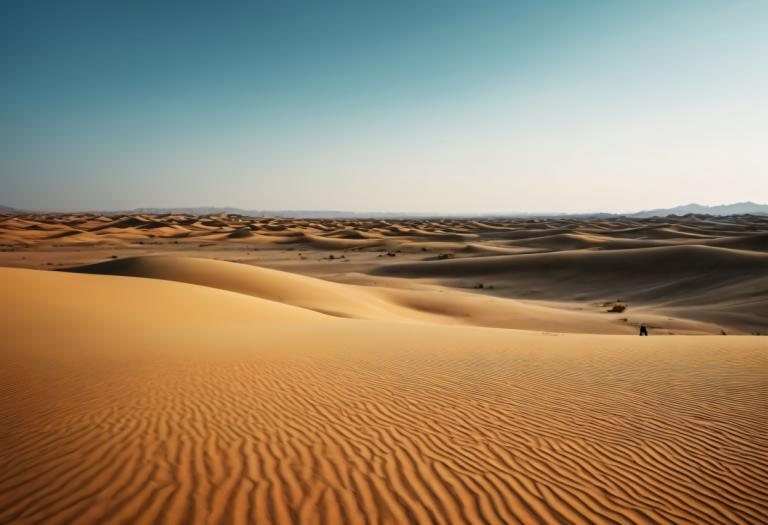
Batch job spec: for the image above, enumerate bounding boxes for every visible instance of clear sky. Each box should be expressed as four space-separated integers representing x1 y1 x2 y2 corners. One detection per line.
1 1 766 213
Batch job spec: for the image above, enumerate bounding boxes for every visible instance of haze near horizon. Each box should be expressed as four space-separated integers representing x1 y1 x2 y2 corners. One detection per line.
1 1 766 213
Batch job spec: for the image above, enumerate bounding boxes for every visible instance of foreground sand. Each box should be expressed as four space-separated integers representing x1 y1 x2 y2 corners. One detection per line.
2 263 767 524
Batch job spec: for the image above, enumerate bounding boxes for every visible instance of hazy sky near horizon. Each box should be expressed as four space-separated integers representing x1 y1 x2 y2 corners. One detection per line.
1 1 766 213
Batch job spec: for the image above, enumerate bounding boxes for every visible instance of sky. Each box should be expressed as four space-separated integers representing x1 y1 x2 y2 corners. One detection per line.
1 0 766 214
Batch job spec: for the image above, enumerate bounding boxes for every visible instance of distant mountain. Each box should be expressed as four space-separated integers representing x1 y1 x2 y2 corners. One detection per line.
110 207 430 218
117 208 624 219
120 204 768 219
0 205 25 214
125 206 256 216
4 202 767 218
630 202 768 218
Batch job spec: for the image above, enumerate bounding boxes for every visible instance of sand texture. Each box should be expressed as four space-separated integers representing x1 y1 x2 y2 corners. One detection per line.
1 213 767 524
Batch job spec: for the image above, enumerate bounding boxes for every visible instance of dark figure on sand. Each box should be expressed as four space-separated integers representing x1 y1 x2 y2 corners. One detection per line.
639 324 648 336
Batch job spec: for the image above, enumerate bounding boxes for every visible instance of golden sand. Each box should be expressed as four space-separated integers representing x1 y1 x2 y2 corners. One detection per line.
1 214 767 523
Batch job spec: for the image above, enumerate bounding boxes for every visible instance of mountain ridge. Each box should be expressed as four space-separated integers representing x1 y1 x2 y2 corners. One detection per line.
1 202 766 218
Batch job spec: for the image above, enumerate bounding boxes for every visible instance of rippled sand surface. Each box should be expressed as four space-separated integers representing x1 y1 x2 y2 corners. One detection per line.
2 264 766 524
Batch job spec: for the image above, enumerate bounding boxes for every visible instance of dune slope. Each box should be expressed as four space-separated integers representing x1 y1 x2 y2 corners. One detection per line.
64 255 706 334
1 267 767 524
64 255 468 323
373 245 768 332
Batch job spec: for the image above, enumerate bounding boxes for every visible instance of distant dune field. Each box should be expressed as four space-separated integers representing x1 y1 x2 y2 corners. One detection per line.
1 213 767 523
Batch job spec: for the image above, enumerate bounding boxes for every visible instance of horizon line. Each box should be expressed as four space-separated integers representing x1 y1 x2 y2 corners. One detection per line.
2 201 767 218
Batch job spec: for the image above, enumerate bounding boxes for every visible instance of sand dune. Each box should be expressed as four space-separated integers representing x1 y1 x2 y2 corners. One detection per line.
1 212 766 253
1 213 767 524
63 255 655 333
1 213 766 335
708 232 768 252
373 245 768 332
375 244 767 278
64 256 440 323
2 266 767 524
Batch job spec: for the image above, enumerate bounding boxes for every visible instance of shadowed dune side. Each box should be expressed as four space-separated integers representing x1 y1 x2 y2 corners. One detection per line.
372 245 768 332
497 232 737 252
42 228 84 238
227 227 255 238
583 225 717 240
479 228 573 240
373 245 767 280
461 243 544 256
294 233 383 250
1 267 767 524
373 245 768 302
505 233 642 251
506 231 768 253
707 232 768 252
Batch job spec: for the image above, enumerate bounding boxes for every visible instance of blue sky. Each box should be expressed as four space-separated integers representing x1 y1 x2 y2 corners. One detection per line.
1 1 766 213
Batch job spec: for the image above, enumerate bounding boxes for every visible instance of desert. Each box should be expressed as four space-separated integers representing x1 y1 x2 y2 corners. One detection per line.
4 1 768 522
1 212 767 524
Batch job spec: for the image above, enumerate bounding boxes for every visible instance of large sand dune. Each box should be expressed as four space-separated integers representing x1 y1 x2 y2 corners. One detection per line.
2 266 767 524
62 255 691 333
1 213 767 524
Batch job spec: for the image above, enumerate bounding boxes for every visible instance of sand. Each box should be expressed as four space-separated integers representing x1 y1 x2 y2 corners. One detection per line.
2 212 766 333
1 213 767 524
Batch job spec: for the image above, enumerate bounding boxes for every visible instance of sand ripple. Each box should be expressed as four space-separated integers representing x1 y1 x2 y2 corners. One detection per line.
1 319 766 524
